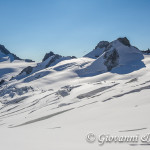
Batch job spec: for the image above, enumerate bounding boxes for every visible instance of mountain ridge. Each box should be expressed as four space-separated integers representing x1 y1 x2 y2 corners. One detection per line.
80 37 145 76
2 37 146 82
0 44 34 62
0 37 150 150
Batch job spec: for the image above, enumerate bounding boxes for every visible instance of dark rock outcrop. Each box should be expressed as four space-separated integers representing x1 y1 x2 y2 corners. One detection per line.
0 79 5 86
70 56 76 59
19 66 33 75
104 49 119 71
0 45 10 55
25 59 35 62
95 41 110 49
0 44 21 60
84 41 110 59
42 51 76 68
117 37 131 47
45 54 62 68
13 51 76 80
142 49 150 54
42 51 55 62
0 44 34 62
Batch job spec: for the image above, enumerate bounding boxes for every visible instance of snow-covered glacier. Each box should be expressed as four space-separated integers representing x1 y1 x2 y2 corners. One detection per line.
0 37 150 150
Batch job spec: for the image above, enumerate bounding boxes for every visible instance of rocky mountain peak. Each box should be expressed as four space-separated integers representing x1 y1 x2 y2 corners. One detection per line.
0 44 10 55
0 44 34 62
84 41 110 59
117 37 131 47
95 41 109 49
42 51 56 62
82 37 145 75
0 44 21 60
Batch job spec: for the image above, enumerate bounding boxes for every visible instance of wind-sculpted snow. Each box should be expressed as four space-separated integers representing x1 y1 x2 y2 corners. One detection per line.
10 108 74 127
23 70 52 82
77 84 118 99
103 84 150 102
0 38 150 150
0 60 36 81
0 86 34 104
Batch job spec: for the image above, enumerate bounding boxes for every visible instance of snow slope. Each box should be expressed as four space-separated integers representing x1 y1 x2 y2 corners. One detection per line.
81 38 145 76
0 38 150 150
0 60 36 81
84 41 109 59
13 51 76 80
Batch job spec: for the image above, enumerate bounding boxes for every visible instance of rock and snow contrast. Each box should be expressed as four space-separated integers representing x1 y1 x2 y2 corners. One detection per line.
0 37 150 150
82 37 145 75
13 51 76 80
0 45 36 83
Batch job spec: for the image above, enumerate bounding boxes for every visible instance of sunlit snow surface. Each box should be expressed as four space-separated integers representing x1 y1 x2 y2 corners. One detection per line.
0 54 150 150
0 60 36 81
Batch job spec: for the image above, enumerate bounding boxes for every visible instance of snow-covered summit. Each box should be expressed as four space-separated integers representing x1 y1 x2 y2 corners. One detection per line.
84 37 131 59
0 38 150 150
117 37 131 47
81 37 145 75
42 51 59 62
84 41 109 59
13 51 76 80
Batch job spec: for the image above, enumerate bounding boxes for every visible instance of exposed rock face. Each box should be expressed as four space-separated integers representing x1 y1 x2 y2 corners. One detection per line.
84 41 110 59
19 66 33 75
142 49 150 54
42 51 76 68
13 51 76 80
95 41 110 49
0 44 21 60
45 54 62 68
0 79 5 86
70 56 76 59
117 37 131 47
0 45 10 55
104 49 119 71
80 37 145 76
0 44 34 62
25 59 35 62
42 51 55 62
84 37 131 59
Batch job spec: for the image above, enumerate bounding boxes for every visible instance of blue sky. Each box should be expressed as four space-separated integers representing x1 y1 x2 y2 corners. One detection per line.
0 0 150 61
